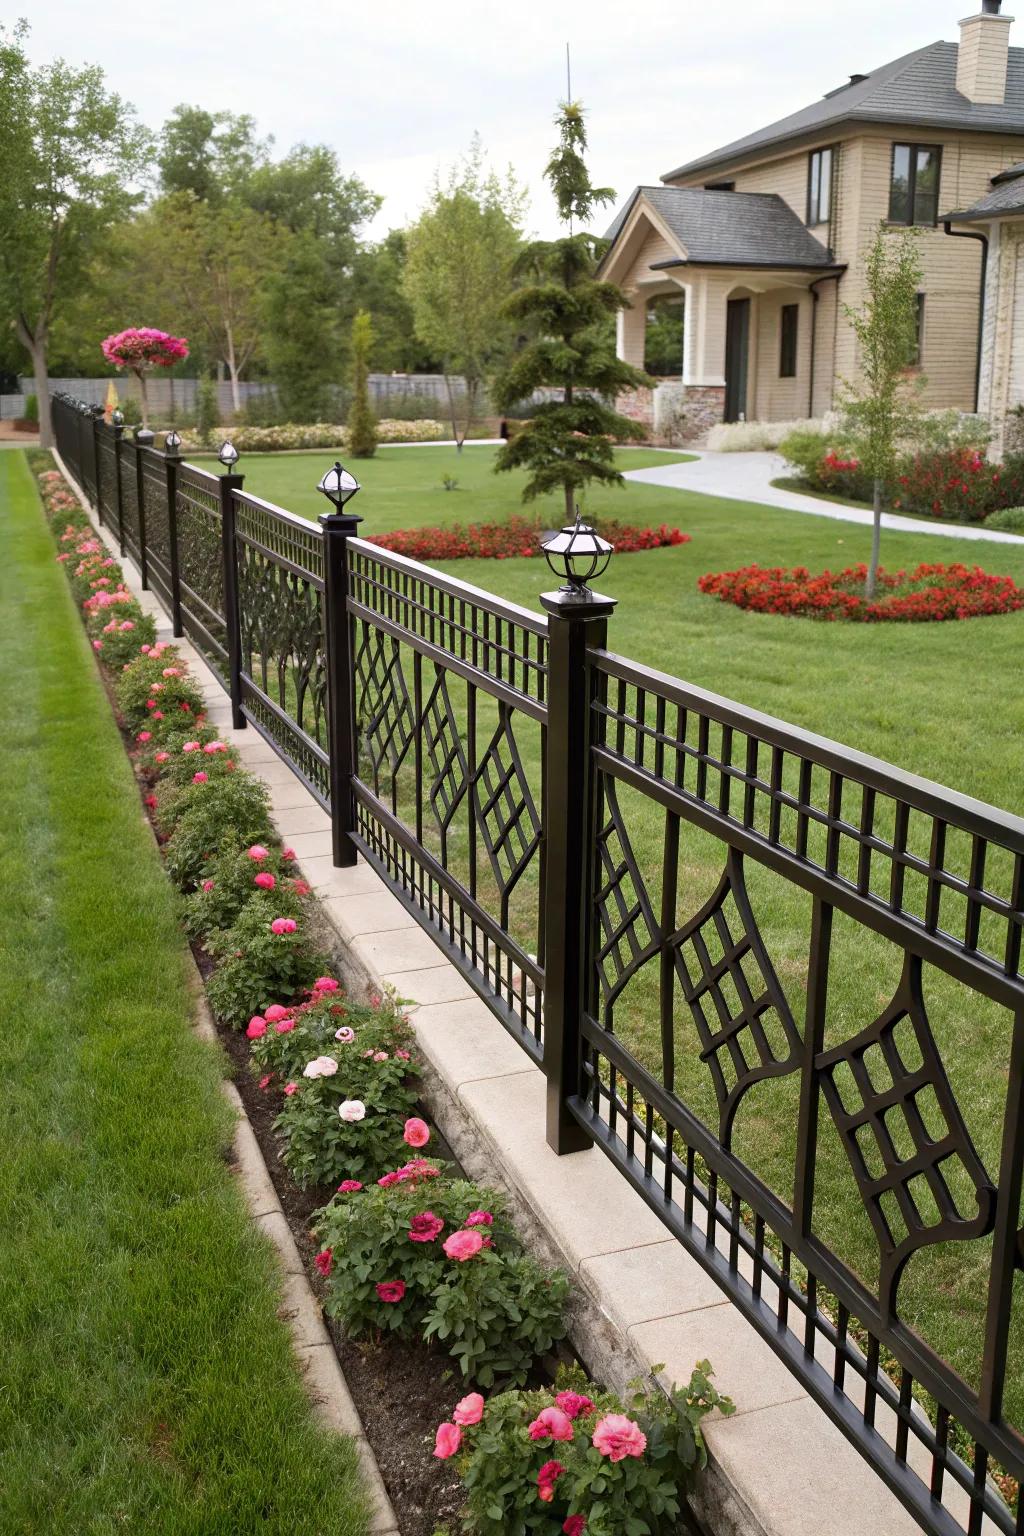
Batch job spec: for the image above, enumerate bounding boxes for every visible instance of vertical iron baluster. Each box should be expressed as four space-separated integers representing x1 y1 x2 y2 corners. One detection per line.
793 897 832 1234
219 473 246 733
135 440 149 589
979 1009 1024 1426
164 441 183 636
112 419 126 557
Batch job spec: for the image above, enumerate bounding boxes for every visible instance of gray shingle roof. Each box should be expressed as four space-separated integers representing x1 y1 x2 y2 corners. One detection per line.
664 41 1024 182
946 160 1024 220
603 186 837 270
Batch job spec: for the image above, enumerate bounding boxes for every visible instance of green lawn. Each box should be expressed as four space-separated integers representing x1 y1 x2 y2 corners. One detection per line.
0 450 369 1535
243 443 1024 1434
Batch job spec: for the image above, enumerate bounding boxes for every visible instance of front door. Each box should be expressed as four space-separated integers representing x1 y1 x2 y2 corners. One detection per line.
724 298 750 422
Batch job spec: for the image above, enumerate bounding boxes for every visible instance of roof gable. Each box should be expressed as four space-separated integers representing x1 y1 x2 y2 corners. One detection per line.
664 40 1024 183
601 187 836 277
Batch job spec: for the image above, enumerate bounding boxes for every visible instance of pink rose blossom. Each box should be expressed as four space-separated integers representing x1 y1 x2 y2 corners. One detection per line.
528 1407 575 1443
465 1210 493 1228
408 1211 445 1244
274 1019 295 1035
137 731 151 743
283 1082 298 1096
282 846 296 860
334 1026 355 1043
563 1518 586 1535
403 1117 430 1149
247 844 270 861
246 1016 267 1039
433 1421 461 1459
443 1230 484 1263
337 1179 363 1193
376 1279 406 1305
264 1004 289 1022
313 1248 333 1277
373 1050 389 1063
92 639 103 651
182 741 201 753
338 1099 366 1122
203 740 226 753
201 879 215 892
314 976 339 992
155 751 170 763
452 1393 485 1426
192 771 208 784
151 710 163 720
258 1074 273 1091
591 1414 647 1462
537 1459 566 1503
555 1392 595 1421
271 917 297 935
253 872 276 890
395 1048 411 1061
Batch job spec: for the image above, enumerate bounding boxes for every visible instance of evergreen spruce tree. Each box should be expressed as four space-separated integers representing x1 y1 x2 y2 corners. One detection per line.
347 309 378 458
491 102 652 522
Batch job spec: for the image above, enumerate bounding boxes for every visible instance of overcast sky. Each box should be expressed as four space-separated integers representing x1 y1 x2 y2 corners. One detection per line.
25 0 964 240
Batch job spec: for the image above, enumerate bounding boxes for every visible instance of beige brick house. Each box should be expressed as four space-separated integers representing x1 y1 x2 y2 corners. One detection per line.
600 1 1024 441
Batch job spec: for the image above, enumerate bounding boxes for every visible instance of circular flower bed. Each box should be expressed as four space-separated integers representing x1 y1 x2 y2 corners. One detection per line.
697 561 1024 622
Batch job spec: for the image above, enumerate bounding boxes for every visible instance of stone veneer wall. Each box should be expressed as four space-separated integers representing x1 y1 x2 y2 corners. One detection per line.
617 383 726 445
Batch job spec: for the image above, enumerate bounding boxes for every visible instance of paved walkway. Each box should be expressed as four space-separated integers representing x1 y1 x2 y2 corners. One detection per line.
622 449 1024 546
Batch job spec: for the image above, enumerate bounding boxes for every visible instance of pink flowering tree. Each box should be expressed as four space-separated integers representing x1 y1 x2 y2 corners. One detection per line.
100 328 189 428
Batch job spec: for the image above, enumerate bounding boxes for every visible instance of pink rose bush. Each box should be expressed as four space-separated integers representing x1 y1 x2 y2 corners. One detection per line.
433 1365 732 1535
101 327 189 427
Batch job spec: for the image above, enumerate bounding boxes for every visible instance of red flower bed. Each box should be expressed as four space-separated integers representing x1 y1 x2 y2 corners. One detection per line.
367 515 690 562
698 562 1024 622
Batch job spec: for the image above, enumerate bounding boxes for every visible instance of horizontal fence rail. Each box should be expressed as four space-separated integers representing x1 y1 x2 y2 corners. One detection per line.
49 390 1024 1536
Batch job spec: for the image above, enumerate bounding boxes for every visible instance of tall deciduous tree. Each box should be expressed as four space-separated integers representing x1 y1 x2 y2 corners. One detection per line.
403 137 525 450
0 25 150 445
491 103 651 521
347 310 378 458
840 227 923 598
157 105 271 205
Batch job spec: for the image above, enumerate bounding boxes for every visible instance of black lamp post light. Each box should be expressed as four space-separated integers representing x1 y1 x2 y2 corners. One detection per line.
540 508 613 599
317 460 361 515
218 440 239 471
164 430 182 454
111 409 124 428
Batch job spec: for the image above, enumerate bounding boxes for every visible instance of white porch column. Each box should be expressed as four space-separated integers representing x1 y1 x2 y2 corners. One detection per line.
681 274 729 386
616 294 647 367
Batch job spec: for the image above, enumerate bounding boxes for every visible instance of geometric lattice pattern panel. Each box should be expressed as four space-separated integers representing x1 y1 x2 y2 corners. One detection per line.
472 701 541 921
593 776 660 1015
354 623 415 787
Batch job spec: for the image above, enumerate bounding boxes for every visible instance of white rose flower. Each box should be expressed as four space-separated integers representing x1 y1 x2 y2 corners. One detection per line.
338 1099 366 1122
304 1055 340 1079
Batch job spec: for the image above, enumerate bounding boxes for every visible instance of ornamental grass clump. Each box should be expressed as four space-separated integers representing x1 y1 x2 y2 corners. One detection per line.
203 896 332 1028
434 1363 732 1534
315 1169 567 1386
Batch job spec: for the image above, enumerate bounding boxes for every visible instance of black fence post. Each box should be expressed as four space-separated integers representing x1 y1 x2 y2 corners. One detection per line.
113 421 126 557
539 583 616 1155
219 470 246 731
134 429 154 589
164 441 183 637
320 508 362 868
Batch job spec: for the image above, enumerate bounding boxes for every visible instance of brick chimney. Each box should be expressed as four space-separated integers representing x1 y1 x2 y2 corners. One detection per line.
957 0 1013 104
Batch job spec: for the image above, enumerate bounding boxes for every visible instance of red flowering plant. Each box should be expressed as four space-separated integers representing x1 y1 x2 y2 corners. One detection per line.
698 562 1024 623
182 836 310 940
368 515 690 564
101 327 189 427
435 1362 732 1535
314 1168 566 1384
115 646 208 736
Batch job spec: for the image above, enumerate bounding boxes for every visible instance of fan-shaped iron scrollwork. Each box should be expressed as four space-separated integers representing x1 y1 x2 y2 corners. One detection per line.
472 702 540 917
422 666 469 847
670 848 801 1146
354 623 415 784
817 955 996 1321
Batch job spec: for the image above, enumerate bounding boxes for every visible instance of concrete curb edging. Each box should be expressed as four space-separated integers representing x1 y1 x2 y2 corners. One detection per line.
58 451 932 1536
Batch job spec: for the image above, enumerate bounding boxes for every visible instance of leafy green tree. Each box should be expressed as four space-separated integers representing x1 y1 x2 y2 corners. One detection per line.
840 226 923 598
158 105 271 205
403 137 525 449
352 229 439 373
491 103 651 521
0 24 150 445
348 310 378 457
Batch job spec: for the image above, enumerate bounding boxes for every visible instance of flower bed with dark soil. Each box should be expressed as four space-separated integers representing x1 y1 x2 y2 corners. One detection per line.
369 515 690 562
698 561 1024 622
32 445 726 1536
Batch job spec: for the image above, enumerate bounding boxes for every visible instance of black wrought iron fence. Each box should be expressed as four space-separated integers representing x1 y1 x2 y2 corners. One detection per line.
49 390 1024 1536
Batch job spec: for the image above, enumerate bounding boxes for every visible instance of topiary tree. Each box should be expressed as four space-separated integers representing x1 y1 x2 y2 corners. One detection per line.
490 101 652 523
347 309 378 458
101 326 189 427
839 226 923 598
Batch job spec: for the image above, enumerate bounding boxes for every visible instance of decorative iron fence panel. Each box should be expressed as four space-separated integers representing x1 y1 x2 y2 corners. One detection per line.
80 417 98 507
176 464 227 677
97 429 118 527
117 438 141 566
345 538 547 1057
140 450 172 611
573 648 1024 1536
233 488 330 805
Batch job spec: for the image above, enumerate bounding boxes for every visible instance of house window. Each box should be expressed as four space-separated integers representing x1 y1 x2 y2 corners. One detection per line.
889 144 941 226
807 148 833 225
780 304 799 377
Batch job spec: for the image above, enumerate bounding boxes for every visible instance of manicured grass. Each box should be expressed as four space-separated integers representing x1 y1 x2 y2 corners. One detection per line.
0 451 369 1534
243 443 1024 1431
243 444 694 531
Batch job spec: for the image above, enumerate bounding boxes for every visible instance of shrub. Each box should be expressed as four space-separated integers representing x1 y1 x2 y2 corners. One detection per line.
24 392 38 423
698 562 1024 622
348 310 378 459
83 591 158 667
195 376 219 444
273 1052 418 1187
249 986 409 1084
778 425 833 480
369 516 690 563
891 447 1008 522
437 1363 732 1535
986 505 1024 533
707 417 823 452
315 1169 567 1383
203 896 332 1027
116 650 208 735
162 773 275 888
183 838 307 940
176 419 446 453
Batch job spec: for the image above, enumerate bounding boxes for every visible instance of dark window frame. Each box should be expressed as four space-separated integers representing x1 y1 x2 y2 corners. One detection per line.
888 143 942 227
780 303 799 378
806 146 834 226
